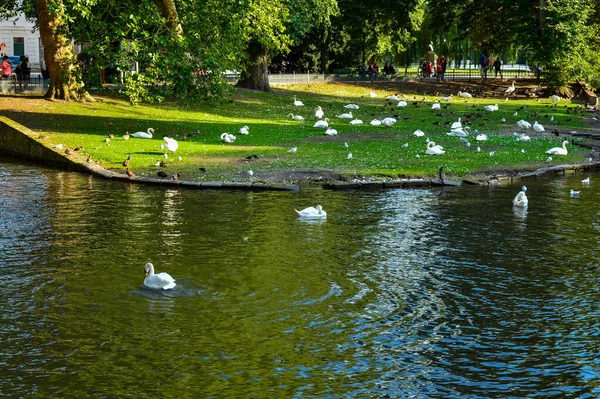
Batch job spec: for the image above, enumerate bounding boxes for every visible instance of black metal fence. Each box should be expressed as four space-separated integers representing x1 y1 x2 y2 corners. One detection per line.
0 67 48 94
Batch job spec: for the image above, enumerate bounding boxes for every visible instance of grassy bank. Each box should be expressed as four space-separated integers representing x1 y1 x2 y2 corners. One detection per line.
0 82 594 183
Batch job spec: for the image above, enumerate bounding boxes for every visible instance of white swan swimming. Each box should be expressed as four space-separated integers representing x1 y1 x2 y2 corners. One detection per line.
313 118 329 128
131 128 154 139
314 106 324 119
582 177 591 184
344 103 359 109
288 113 304 121
546 140 569 155
143 262 176 290
570 189 580 197
293 96 304 106
295 205 327 218
163 137 178 152
512 186 528 207
337 111 353 119
425 141 445 155
220 132 236 143
239 126 249 135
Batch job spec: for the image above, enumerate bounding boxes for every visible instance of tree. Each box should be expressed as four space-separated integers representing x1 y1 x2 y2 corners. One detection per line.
236 0 338 92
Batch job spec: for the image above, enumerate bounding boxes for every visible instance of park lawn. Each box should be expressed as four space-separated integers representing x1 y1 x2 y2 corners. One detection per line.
0 83 591 182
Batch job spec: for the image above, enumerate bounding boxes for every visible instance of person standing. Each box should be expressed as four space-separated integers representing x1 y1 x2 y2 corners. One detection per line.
479 53 487 78
493 57 502 79
1 55 12 79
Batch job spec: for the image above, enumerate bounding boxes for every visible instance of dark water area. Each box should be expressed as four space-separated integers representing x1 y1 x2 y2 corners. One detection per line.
1 157 600 398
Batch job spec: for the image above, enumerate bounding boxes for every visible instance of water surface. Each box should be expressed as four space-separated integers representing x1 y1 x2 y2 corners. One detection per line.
1 157 600 398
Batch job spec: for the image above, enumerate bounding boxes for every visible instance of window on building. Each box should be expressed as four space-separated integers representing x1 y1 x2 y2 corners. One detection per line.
13 37 24 56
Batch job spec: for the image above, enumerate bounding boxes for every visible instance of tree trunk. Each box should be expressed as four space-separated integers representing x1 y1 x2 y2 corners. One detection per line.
153 0 182 35
236 41 271 92
37 0 93 101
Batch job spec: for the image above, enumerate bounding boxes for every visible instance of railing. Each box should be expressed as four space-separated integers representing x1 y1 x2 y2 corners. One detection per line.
0 74 48 94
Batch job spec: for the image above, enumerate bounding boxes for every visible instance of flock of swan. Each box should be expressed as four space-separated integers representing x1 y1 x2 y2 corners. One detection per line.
512 175 592 209
284 91 576 162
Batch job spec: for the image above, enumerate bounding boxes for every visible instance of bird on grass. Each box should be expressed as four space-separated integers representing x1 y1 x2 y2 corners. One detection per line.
288 147 297 153
546 140 569 156
123 131 130 140
131 128 154 139
288 113 304 121
157 171 168 178
239 126 249 135
293 96 304 106
504 81 516 94
126 168 135 177
314 106 324 119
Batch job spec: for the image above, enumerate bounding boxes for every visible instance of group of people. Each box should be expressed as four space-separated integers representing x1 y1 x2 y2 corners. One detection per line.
420 55 447 81
479 53 502 80
366 61 396 76
0 55 31 80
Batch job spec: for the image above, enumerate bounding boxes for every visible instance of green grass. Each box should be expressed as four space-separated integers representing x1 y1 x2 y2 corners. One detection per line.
5 83 592 182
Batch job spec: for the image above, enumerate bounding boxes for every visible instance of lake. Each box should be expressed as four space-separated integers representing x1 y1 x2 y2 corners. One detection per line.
1 157 599 398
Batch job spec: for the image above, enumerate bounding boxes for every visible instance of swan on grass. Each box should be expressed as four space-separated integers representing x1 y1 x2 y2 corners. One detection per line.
475 134 488 142
504 81 516 94
313 118 329 128
239 126 249 135
325 128 338 136
425 141 445 155
288 113 304 121
382 117 397 127
546 140 569 155
413 129 425 137
517 119 531 132
349 119 363 125
143 262 176 290
314 106 324 119
131 128 154 139
458 91 473 98
370 119 382 126
512 186 528 208
532 121 545 135
163 137 178 153
397 100 408 107
451 118 462 130
293 96 304 106
220 133 236 143
387 95 401 102
431 103 441 110
295 205 327 219
484 104 499 112
344 103 360 109
516 133 531 142
337 111 353 119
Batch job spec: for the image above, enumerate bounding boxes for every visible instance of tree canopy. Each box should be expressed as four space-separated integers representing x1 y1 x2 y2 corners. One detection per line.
1 0 599 102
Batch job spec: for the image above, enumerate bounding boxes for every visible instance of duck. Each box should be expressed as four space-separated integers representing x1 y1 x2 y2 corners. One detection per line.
122 131 130 140
349 119 363 125
295 205 327 219
546 140 569 155
512 186 528 207
131 128 154 139
370 119 382 126
532 121 545 135
344 103 360 109
314 106 324 119
293 96 304 106
122 155 131 167
163 136 178 153
382 117 397 127
220 132 236 143
458 91 473 98
239 126 249 135
143 262 176 290
325 128 338 136
288 113 304 121
425 141 445 155
475 134 488 141
504 81 516 94
484 104 499 112
413 129 425 137
337 111 353 119
313 118 329 128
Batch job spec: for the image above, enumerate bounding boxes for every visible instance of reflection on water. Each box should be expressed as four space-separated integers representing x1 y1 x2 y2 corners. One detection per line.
1 157 600 398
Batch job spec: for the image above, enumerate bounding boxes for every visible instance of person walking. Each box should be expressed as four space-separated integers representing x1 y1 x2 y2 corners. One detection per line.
1 55 12 79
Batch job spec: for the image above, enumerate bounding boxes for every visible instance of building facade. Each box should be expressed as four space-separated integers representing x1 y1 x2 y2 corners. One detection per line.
0 13 42 66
